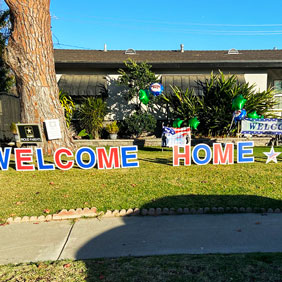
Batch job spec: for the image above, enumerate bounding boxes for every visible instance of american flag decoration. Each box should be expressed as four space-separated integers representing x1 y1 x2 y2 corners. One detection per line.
162 127 191 147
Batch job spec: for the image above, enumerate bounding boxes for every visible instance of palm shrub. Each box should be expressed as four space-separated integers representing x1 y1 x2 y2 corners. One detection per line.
242 85 277 115
162 86 204 124
78 97 107 139
197 72 277 136
164 71 278 136
197 72 240 136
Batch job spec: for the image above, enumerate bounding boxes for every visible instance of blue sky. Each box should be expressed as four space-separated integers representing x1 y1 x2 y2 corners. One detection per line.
2 0 282 50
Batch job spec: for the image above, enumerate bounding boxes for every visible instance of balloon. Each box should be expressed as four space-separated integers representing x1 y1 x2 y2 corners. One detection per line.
232 95 247 111
173 118 184 128
149 83 164 96
189 117 200 130
139 89 150 105
247 111 260 119
260 115 264 119
233 109 247 122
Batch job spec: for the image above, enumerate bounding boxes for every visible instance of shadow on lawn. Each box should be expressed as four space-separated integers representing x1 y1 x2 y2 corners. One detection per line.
75 194 282 281
139 157 173 166
139 156 273 166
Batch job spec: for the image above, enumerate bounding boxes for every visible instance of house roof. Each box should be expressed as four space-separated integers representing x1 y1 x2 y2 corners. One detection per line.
54 49 282 64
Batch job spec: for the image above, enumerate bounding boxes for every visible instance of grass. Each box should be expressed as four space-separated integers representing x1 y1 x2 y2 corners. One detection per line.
0 146 282 221
1 253 282 281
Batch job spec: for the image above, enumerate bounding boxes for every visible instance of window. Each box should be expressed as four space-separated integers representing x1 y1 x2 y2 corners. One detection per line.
274 80 282 92
273 94 282 110
273 80 282 111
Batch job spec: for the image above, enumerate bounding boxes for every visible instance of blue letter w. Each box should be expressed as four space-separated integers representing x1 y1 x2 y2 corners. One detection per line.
0 148 12 171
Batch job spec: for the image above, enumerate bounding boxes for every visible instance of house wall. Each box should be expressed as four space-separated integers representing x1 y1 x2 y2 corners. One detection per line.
55 66 273 122
105 75 135 120
106 75 167 121
105 70 269 121
244 73 267 92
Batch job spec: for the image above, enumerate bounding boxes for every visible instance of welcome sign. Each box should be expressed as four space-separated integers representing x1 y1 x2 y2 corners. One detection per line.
0 146 139 171
241 118 282 135
1 141 276 171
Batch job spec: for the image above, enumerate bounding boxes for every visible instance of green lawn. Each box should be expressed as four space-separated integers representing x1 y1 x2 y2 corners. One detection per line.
1 253 282 281
0 146 282 222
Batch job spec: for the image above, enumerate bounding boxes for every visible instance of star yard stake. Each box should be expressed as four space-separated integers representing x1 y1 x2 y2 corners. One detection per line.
263 146 281 164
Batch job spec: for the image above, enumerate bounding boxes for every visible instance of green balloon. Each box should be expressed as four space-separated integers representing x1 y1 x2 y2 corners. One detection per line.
139 89 150 105
247 111 260 119
189 117 200 130
260 115 264 119
232 95 247 111
173 118 184 128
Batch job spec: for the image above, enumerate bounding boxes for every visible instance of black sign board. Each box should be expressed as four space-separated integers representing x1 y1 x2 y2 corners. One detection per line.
16 124 42 143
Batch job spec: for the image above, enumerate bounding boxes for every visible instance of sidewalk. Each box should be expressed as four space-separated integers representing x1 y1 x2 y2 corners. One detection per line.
1 213 282 265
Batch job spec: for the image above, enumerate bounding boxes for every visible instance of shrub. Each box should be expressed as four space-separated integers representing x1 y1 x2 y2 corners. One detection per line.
197 72 277 136
59 91 75 128
196 72 240 136
123 112 157 138
118 59 159 111
164 71 278 137
78 97 107 139
162 86 204 124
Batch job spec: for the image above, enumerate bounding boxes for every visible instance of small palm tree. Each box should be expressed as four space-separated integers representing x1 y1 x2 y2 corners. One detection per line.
78 97 107 139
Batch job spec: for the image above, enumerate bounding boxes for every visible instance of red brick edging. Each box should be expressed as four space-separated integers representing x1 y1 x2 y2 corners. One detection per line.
4 206 282 224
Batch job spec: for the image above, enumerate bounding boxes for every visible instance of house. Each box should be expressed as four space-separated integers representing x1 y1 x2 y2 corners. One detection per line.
55 47 282 121
1 47 282 140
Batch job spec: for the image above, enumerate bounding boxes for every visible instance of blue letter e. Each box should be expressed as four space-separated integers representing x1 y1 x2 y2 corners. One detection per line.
120 146 139 168
237 141 254 163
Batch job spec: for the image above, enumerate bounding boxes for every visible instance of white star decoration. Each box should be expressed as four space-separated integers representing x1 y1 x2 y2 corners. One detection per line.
263 146 281 164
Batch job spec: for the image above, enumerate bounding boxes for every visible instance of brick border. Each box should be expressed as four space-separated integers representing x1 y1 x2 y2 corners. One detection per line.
4 206 282 224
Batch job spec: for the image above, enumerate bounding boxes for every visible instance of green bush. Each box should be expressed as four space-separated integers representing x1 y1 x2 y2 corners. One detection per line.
197 72 241 136
162 85 204 124
118 59 159 112
78 97 107 139
59 91 75 128
164 71 278 137
123 112 157 138
197 72 277 136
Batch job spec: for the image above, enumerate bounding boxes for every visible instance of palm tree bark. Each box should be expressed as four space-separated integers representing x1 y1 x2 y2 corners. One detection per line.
3 0 75 154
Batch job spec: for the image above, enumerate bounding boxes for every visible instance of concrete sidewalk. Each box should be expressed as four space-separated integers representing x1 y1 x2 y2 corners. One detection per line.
1 213 282 265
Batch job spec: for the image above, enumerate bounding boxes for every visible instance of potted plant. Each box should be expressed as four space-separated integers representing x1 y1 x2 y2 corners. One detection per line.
105 121 119 140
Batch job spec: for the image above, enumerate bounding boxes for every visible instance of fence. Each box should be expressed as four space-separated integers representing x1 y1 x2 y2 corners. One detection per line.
0 93 20 141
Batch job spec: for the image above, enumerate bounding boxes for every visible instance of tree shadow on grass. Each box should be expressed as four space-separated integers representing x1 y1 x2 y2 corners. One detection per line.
140 195 282 210
74 194 282 281
139 156 275 166
138 146 171 152
139 157 173 166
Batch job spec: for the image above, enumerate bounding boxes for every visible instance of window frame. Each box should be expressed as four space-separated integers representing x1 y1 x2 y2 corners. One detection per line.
272 80 282 111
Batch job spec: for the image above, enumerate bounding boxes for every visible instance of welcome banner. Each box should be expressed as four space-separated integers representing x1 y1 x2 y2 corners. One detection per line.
241 118 282 135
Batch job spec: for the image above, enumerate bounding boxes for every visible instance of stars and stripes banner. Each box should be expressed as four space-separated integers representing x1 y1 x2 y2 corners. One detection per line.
162 126 191 147
241 118 282 135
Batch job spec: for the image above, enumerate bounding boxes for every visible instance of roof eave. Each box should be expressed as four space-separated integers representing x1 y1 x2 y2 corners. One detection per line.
55 61 282 69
